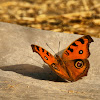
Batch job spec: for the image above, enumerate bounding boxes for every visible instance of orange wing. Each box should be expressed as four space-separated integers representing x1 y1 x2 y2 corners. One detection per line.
62 35 94 60
31 45 56 65
61 35 94 81
31 45 71 80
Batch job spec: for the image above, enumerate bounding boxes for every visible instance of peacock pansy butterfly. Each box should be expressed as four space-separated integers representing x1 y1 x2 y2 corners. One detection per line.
31 35 94 82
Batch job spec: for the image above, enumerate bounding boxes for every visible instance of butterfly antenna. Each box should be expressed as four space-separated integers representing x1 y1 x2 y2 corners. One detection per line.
58 41 60 56
46 43 56 54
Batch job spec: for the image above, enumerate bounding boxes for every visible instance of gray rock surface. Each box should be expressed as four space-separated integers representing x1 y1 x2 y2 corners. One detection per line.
0 22 100 100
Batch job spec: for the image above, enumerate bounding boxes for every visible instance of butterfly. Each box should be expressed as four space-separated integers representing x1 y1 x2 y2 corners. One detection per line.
31 35 94 82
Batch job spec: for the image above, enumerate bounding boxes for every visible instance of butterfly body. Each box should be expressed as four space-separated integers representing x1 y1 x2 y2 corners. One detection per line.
31 35 93 82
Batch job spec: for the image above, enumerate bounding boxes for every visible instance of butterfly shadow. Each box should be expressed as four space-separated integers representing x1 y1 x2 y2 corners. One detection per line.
0 64 66 82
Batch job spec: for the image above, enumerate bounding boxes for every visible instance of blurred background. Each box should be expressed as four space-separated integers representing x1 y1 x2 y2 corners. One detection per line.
0 0 100 37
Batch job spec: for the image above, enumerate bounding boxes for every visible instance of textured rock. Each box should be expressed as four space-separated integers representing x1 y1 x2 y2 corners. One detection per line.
0 22 100 100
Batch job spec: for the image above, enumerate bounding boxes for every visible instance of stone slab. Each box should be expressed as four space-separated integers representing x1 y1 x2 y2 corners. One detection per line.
0 22 100 100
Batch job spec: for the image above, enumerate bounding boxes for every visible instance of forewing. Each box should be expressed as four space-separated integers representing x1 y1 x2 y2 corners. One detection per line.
31 44 57 65
62 35 94 60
